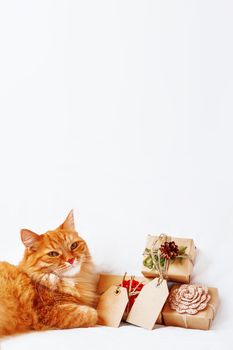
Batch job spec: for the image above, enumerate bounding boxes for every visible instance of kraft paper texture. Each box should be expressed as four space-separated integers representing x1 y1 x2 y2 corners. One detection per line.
141 235 197 283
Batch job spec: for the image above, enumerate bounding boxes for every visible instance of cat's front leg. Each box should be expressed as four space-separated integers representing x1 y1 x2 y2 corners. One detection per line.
39 303 98 329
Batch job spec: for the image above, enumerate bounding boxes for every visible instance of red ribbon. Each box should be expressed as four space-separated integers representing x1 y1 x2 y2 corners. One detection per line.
119 279 144 313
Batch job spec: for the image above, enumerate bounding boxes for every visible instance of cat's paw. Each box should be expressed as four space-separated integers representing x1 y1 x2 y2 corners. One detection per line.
77 306 98 327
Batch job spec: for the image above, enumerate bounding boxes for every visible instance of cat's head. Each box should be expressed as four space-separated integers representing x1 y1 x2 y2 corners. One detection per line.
20 210 91 282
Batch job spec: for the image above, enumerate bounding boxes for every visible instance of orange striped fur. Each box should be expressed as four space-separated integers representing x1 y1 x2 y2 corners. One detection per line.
0 210 98 336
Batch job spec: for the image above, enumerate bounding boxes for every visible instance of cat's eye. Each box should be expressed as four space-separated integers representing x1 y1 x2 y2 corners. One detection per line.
48 251 59 257
71 241 78 250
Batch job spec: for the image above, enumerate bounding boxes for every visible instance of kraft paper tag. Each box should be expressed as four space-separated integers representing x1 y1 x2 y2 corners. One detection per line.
126 278 169 330
96 285 129 327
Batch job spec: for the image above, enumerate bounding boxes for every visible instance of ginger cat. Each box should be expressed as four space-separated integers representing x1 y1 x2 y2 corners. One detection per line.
0 210 98 336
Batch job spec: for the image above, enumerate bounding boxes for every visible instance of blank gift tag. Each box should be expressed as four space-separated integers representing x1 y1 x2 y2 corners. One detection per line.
97 285 129 327
126 278 169 330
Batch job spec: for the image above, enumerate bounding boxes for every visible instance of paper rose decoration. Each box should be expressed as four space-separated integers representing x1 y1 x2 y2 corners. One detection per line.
169 284 211 315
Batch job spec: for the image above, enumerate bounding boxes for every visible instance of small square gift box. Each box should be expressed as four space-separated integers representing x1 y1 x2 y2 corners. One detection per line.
162 284 219 330
142 234 196 283
96 273 169 330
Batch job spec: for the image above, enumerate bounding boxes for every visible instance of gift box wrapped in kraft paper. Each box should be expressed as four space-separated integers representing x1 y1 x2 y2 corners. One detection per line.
96 274 169 329
162 284 219 330
142 234 197 283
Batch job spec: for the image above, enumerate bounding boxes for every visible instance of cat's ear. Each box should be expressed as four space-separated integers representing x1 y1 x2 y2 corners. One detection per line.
21 229 41 249
58 210 75 231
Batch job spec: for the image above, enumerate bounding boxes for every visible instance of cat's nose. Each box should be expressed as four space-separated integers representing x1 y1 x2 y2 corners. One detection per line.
67 258 75 265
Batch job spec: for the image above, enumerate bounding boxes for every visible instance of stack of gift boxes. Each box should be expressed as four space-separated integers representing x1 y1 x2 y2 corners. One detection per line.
96 234 219 330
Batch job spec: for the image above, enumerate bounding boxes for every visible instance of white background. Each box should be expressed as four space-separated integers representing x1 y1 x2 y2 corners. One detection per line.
0 0 232 349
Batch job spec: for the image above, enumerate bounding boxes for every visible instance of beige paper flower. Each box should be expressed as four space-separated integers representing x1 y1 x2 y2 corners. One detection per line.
169 284 211 315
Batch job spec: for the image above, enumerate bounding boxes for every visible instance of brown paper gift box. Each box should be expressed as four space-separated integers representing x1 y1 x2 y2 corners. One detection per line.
141 235 197 283
97 274 166 326
162 285 219 330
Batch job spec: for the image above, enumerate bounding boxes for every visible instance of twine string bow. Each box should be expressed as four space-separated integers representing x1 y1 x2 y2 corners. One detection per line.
144 234 194 285
150 234 171 285
119 273 146 317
